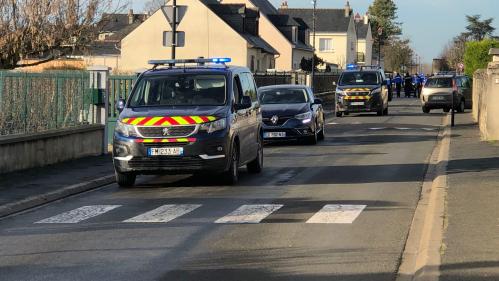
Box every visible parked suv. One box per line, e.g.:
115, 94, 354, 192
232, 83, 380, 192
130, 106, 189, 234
113, 58, 263, 187
335, 66, 390, 117
421, 74, 472, 113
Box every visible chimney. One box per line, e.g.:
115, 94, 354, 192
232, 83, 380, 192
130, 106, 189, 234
280, 1, 288, 9
364, 13, 369, 25
128, 9, 134, 25
344, 1, 351, 17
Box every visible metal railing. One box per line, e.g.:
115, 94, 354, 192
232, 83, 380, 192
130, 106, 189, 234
0, 71, 94, 136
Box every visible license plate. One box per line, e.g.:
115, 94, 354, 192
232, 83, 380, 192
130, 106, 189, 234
432, 96, 445, 100
264, 132, 286, 138
350, 102, 365, 106
148, 147, 184, 156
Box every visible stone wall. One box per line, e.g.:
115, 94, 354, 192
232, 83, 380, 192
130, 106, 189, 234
472, 48, 499, 141
0, 125, 104, 174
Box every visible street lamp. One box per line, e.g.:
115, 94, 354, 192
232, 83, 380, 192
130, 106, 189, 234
310, 0, 317, 91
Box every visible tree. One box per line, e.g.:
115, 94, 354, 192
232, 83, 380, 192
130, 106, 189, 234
368, 0, 402, 58
143, 0, 165, 14
382, 39, 414, 72
300, 55, 325, 72
0, 0, 124, 70
440, 34, 467, 70
463, 39, 499, 76
462, 15, 496, 41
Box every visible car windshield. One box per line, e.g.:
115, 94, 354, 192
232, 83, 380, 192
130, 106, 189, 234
129, 74, 226, 107
339, 72, 379, 86
425, 78, 453, 88
259, 88, 308, 104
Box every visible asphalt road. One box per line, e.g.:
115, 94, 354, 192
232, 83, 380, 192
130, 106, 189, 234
0, 98, 445, 281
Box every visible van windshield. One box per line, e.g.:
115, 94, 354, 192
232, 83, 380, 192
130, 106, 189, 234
129, 74, 226, 107
339, 72, 379, 86
425, 78, 453, 88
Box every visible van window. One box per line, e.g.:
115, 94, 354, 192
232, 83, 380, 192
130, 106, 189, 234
425, 77, 453, 88
240, 73, 258, 101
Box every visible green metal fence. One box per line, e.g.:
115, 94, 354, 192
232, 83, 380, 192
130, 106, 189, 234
107, 75, 136, 143
0, 71, 95, 136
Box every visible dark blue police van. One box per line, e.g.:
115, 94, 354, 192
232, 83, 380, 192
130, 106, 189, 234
113, 58, 263, 187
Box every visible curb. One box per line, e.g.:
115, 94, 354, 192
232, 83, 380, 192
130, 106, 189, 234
396, 114, 451, 281
0, 175, 115, 219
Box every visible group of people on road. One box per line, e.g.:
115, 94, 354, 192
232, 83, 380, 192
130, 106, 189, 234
390, 72, 427, 98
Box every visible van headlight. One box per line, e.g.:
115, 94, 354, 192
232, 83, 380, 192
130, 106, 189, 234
295, 112, 312, 124
335, 90, 346, 100
115, 121, 137, 137
199, 118, 226, 133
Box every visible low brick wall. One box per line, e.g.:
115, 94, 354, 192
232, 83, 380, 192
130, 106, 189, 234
473, 61, 499, 141
0, 125, 104, 174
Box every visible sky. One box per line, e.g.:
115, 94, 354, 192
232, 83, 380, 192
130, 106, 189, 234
131, 0, 499, 64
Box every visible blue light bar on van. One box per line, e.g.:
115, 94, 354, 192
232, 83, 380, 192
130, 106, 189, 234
346, 64, 358, 70
148, 58, 232, 67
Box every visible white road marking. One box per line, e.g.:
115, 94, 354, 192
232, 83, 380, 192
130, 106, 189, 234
422, 128, 437, 131
328, 122, 339, 125
369, 127, 387, 130
395, 127, 411, 130
306, 204, 366, 224
36, 205, 121, 224
215, 204, 283, 224
124, 204, 201, 223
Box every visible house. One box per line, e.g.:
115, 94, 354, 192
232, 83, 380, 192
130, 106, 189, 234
354, 13, 374, 66
279, 1, 363, 69
219, 0, 314, 70
120, 0, 278, 72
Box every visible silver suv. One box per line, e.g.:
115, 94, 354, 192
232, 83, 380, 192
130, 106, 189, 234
420, 74, 472, 113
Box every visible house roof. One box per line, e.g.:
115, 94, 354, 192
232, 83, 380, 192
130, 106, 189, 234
355, 21, 369, 39
99, 13, 147, 41
248, 0, 278, 15
279, 8, 352, 33
264, 14, 313, 51
207, 4, 278, 55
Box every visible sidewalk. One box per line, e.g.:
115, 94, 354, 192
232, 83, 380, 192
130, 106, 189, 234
0, 155, 115, 218
441, 112, 499, 280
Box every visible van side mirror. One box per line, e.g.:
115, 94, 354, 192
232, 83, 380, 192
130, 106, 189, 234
237, 96, 252, 110
116, 99, 126, 113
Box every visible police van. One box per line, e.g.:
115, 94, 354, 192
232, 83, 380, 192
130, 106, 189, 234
113, 58, 263, 187
335, 65, 390, 117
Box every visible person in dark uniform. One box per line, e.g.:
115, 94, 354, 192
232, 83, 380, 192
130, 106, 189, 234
393, 72, 402, 98
404, 73, 413, 97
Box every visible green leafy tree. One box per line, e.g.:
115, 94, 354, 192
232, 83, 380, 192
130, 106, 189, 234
462, 15, 496, 41
463, 39, 499, 76
368, 0, 402, 57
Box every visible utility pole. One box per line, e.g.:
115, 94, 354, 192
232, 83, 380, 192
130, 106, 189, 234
377, 27, 383, 66
310, 0, 317, 91
171, 0, 177, 60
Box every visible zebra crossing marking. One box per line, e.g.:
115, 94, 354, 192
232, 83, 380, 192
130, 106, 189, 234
34, 204, 368, 225
215, 204, 283, 224
36, 205, 121, 224
306, 204, 366, 224
123, 204, 201, 223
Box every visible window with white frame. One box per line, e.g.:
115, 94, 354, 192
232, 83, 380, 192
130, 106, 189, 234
319, 38, 333, 52
292, 26, 298, 43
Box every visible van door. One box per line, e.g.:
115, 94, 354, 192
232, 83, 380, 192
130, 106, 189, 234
232, 74, 251, 163
241, 72, 260, 159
